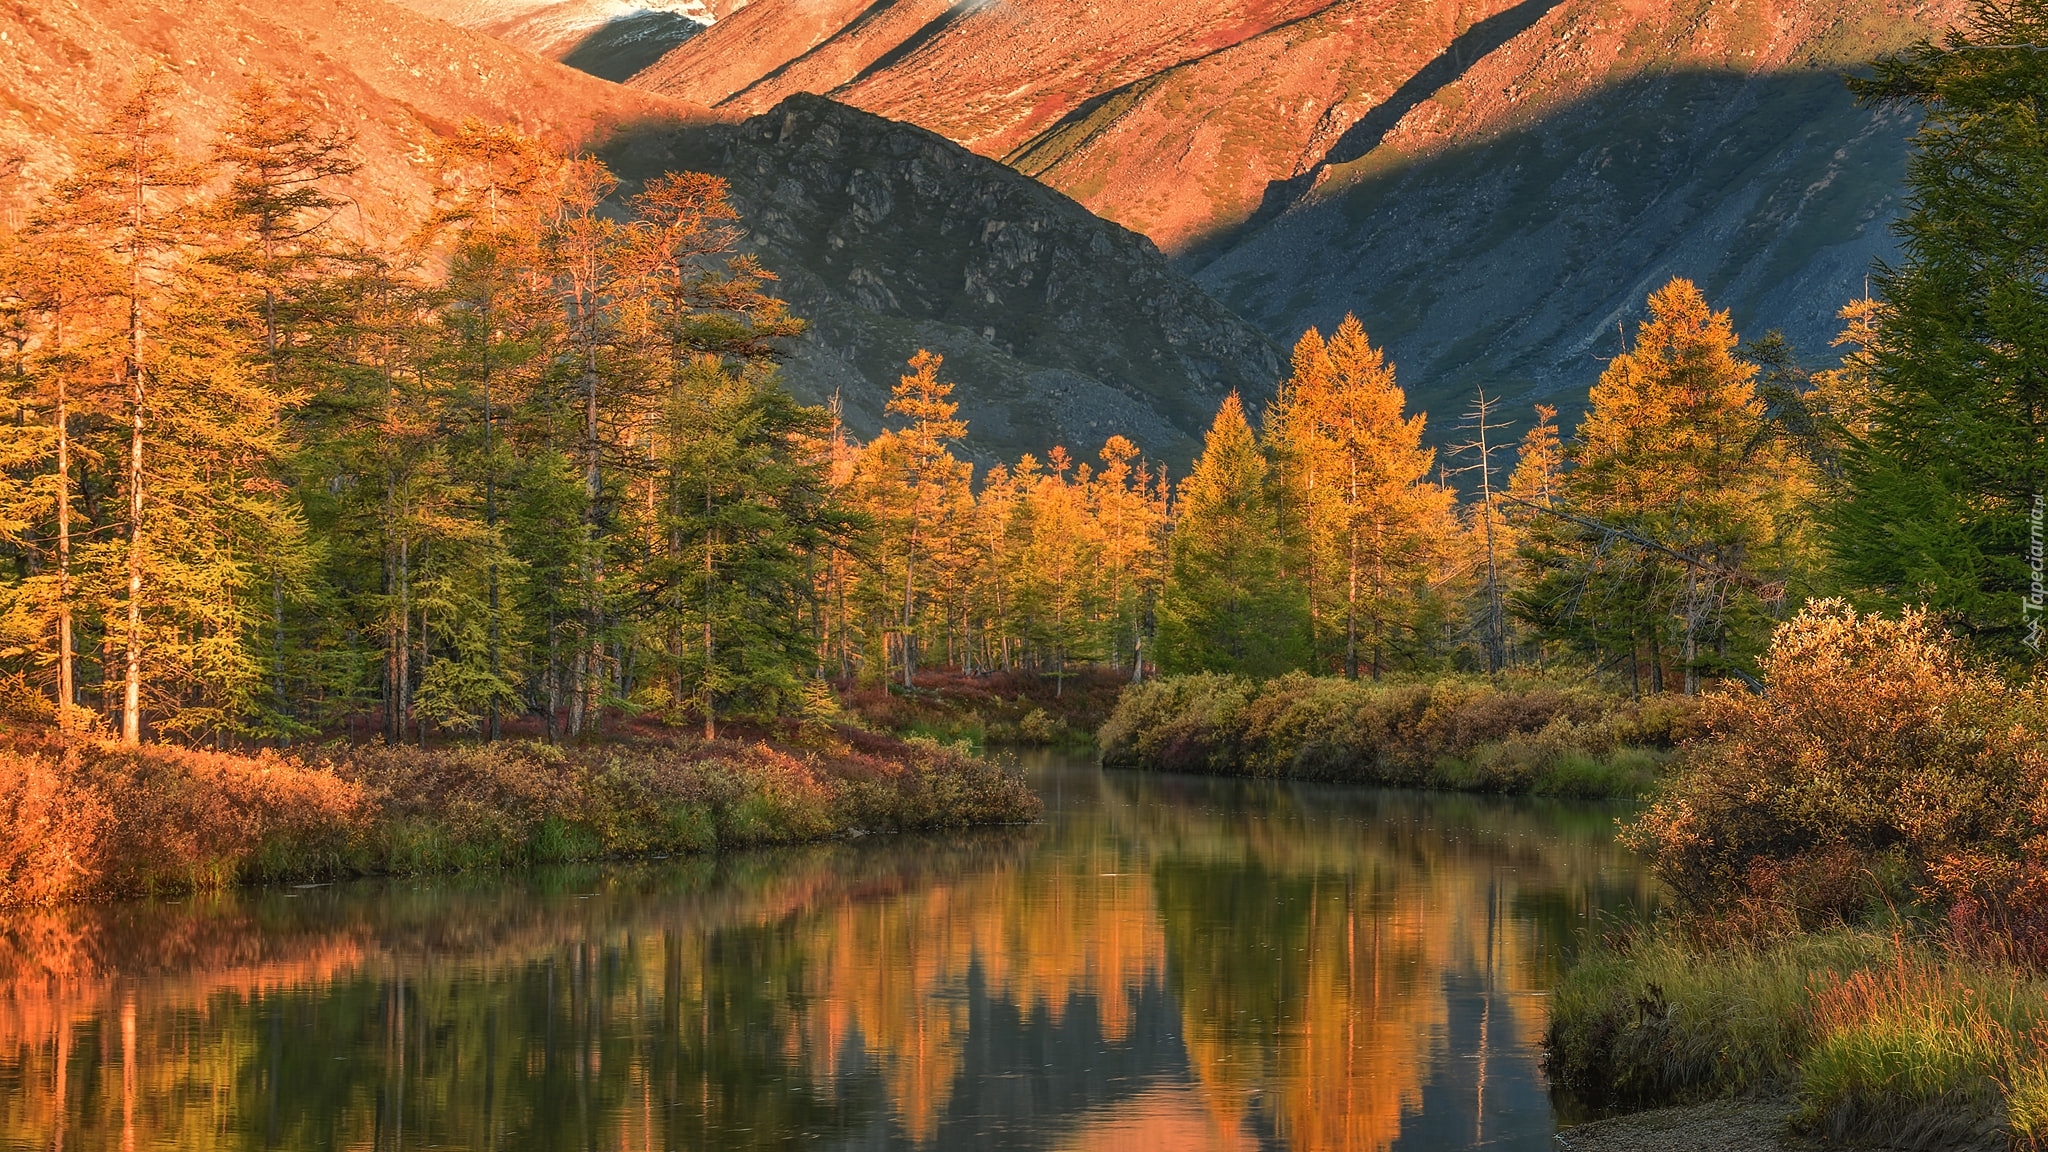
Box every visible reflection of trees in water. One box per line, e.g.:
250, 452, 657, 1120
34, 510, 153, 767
0, 770, 1657, 1151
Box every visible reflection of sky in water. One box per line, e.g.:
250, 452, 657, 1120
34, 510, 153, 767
0, 753, 1657, 1151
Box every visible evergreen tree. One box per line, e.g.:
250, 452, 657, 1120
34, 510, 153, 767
850, 351, 970, 687
1831, 0, 2048, 660
1159, 394, 1306, 675
1268, 317, 1456, 678
38, 68, 203, 743
1523, 279, 1812, 692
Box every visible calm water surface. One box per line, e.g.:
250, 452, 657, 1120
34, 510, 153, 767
0, 753, 1658, 1151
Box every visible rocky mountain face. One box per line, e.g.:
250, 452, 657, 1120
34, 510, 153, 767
608, 95, 1283, 463
0, 0, 684, 233
627, 0, 1972, 435
1190, 0, 1972, 425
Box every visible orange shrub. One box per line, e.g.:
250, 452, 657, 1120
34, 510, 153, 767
0, 726, 1038, 907
1624, 601, 2048, 947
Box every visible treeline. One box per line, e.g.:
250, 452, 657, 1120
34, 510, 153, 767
0, 72, 841, 744
4, 9, 2039, 748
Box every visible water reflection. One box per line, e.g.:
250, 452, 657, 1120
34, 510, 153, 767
0, 754, 1657, 1150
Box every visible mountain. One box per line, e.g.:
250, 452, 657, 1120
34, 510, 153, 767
0, 0, 686, 233
630, 0, 1972, 434
607, 95, 1283, 463
0, 0, 1277, 465
1188, 0, 1972, 424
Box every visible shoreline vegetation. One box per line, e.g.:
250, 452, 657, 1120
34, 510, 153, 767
0, 725, 1039, 908
1099, 672, 1692, 799
1545, 604, 2048, 1148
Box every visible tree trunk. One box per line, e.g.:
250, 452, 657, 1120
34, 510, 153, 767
1345, 534, 1360, 680
122, 323, 144, 746
55, 381, 73, 736
703, 520, 716, 741
901, 544, 917, 688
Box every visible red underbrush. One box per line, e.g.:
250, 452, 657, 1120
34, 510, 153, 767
835, 666, 1127, 746
0, 724, 1039, 907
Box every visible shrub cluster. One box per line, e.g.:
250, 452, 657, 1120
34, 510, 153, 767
1622, 601, 2048, 944
1552, 602, 2048, 1146
1097, 671, 1692, 797
836, 667, 1124, 748
0, 728, 1039, 907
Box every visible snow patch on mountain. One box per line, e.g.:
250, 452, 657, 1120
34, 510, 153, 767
392, 0, 741, 56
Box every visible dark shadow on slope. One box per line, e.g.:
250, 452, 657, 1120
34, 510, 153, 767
1182, 0, 1567, 270
1187, 67, 1912, 442
717, 0, 911, 109
563, 10, 706, 83
831, 0, 986, 93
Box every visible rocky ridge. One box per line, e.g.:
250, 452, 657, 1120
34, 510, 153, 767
609, 94, 1284, 464
627, 0, 1973, 438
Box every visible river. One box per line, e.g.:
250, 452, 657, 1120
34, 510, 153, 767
0, 751, 1658, 1151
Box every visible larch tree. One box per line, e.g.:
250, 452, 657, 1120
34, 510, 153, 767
1089, 435, 1167, 679
41, 68, 202, 743
1542, 278, 1812, 692
852, 350, 970, 687
1270, 316, 1456, 678
1159, 393, 1306, 675
209, 77, 359, 737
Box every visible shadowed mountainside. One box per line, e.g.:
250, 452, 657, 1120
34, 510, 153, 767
1197, 65, 1923, 430
618, 0, 1967, 446
606, 95, 1284, 464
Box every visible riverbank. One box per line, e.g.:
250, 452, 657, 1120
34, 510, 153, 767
1547, 928, 2028, 1150
1544, 603, 2048, 1147
1097, 671, 1692, 799
0, 724, 1040, 906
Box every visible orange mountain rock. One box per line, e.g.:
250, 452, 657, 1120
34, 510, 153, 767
0, 0, 692, 232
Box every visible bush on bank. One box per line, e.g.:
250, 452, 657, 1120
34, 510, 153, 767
1097, 671, 1693, 798
1550, 602, 2048, 1147
0, 727, 1040, 907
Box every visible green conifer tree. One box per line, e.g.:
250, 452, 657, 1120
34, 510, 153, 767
1830, 1, 2048, 661
1159, 394, 1306, 675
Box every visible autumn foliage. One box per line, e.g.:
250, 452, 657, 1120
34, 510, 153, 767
0, 728, 1038, 907
1623, 601, 2048, 950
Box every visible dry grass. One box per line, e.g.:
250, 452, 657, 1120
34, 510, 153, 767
0, 725, 1039, 907
1548, 928, 2046, 1149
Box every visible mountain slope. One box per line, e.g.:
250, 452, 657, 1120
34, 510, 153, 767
1193, 0, 1966, 424
0, 0, 687, 232
607, 95, 1283, 463
631, 0, 1338, 155
626, 0, 1969, 441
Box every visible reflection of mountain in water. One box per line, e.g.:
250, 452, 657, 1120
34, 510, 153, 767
0, 760, 1657, 1151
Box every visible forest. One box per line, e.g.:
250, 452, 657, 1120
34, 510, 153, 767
3, 56, 2021, 752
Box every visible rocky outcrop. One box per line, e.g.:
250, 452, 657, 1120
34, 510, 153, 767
610, 94, 1283, 463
